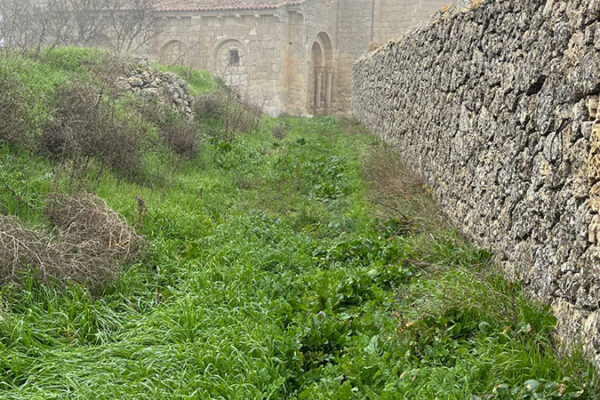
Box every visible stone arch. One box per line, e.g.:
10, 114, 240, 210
215, 39, 248, 93
315, 32, 333, 67
312, 41, 323, 69
310, 32, 335, 114
159, 40, 188, 66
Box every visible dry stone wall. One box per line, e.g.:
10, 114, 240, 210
353, 0, 600, 368
116, 60, 193, 116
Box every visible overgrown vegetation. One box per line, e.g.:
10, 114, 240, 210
193, 92, 225, 118
158, 64, 219, 95
0, 74, 28, 144
158, 117, 201, 159
0, 48, 597, 399
41, 81, 144, 179
0, 193, 142, 292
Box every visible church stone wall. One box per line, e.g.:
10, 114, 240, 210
336, 0, 450, 113
353, 0, 600, 368
294, 0, 340, 114
149, 0, 451, 116
150, 11, 287, 115
281, 10, 307, 116
336, 0, 375, 113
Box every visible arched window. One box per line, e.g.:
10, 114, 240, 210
229, 49, 240, 66
215, 39, 248, 92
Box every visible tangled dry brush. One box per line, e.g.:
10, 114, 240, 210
0, 193, 143, 292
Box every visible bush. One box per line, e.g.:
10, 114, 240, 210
137, 97, 201, 159
40, 82, 143, 179
139, 99, 178, 128
0, 193, 143, 292
0, 73, 28, 144
222, 94, 262, 135
271, 124, 289, 141
159, 118, 201, 158
44, 193, 143, 262
193, 92, 224, 119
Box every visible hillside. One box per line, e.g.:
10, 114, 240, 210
0, 48, 597, 399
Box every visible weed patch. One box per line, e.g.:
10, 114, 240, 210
222, 94, 263, 135
193, 92, 225, 119
0, 50, 596, 399
363, 141, 446, 236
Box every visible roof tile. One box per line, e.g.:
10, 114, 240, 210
155, 0, 304, 12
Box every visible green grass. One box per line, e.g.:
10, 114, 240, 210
0, 49, 597, 399
155, 64, 219, 95
0, 47, 112, 135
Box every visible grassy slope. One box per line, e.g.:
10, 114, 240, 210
0, 48, 598, 399
156, 64, 219, 95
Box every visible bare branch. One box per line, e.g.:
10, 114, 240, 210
102, 0, 165, 54
0, 0, 164, 54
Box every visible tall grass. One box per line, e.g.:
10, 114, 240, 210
0, 49, 597, 399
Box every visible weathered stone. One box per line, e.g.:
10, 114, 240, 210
127, 76, 144, 88
353, 0, 600, 370
141, 88, 160, 98
132, 0, 455, 116
141, 71, 153, 84
588, 122, 600, 183
117, 60, 193, 117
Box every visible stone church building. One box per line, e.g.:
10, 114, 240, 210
150, 0, 449, 115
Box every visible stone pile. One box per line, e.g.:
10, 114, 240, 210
116, 59, 193, 116
353, 0, 600, 369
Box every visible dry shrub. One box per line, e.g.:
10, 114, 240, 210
44, 193, 142, 261
40, 82, 103, 158
193, 92, 224, 119
159, 118, 200, 158
0, 74, 28, 144
138, 98, 201, 159
0, 193, 142, 292
271, 124, 289, 141
92, 54, 130, 89
139, 99, 177, 128
222, 95, 262, 135
363, 142, 446, 234
0, 216, 65, 284
41, 82, 142, 179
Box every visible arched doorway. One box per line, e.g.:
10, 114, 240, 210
310, 32, 334, 114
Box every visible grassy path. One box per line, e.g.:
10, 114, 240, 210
0, 48, 597, 399
0, 116, 596, 399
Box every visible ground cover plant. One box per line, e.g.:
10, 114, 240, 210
0, 48, 597, 399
